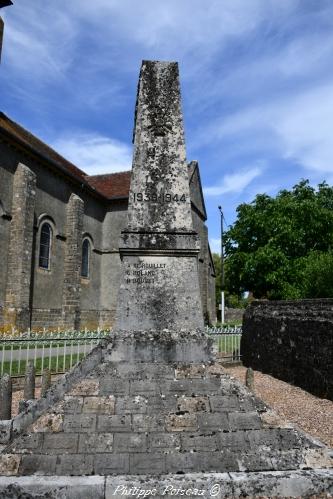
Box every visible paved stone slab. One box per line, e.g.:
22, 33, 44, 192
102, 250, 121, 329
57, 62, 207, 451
228, 411, 262, 430
19, 455, 57, 475
129, 453, 166, 474
63, 414, 96, 432
148, 432, 180, 451
219, 431, 249, 450
113, 433, 147, 453
0, 476, 105, 499
31, 412, 64, 433
132, 414, 166, 432
94, 454, 129, 475
0, 454, 21, 476
130, 380, 161, 396
209, 395, 240, 412
197, 412, 229, 432
165, 413, 198, 432
43, 433, 78, 454
167, 378, 221, 395
176, 396, 209, 413
97, 415, 131, 432
68, 379, 99, 396
63, 396, 83, 414
82, 396, 115, 414
165, 451, 239, 473
115, 396, 148, 415
175, 364, 206, 379
78, 433, 113, 453
10, 433, 43, 453
146, 394, 177, 414
56, 454, 94, 475
180, 433, 219, 451
99, 378, 130, 396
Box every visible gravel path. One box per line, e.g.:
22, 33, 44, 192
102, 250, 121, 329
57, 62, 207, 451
225, 365, 333, 448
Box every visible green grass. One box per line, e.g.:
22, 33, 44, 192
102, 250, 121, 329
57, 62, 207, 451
215, 335, 241, 355
1, 353, 85, 377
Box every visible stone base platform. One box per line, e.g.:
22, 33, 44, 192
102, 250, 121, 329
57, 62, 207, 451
0, 331, 332, 496
0, 470, 332, 498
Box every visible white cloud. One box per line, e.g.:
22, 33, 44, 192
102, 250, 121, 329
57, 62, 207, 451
69, 0, 285, 48
4, 4, 76, 81
3, 0, 300, 84
276, 84, 333, 174
203, 166, 263, 196
52, 133, 132, 175
200, 79, 333, 178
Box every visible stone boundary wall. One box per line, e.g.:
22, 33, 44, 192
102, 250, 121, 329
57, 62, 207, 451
225, 307, 244, 323
241, 299, 333, 400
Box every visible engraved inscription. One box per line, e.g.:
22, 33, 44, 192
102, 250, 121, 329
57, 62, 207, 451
125, 262, 166, 285
133, 192, 186, 203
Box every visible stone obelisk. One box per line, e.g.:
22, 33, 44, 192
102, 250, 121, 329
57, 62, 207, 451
115, 60, 204, 331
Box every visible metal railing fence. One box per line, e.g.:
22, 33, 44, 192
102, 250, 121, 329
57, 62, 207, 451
0, 326, 242, 377
0, 328, 111, 377
206, 325, 242, 362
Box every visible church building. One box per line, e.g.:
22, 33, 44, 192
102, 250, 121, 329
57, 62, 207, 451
0, 112, 216, 332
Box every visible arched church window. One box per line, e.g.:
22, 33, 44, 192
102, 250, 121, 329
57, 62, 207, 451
39, 222, 52, 269
81, 238, 90, 278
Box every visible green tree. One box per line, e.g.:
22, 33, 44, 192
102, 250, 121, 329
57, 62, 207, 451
212, 252, 248, 314
225, 180, 333, 299
300, 251, 333, 298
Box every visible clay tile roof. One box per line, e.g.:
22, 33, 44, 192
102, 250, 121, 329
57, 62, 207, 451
0, 112, 87, 182
86, 172, 131, 198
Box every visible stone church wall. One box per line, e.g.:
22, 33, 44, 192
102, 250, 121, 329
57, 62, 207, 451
0, 133, 216, 332
99, 205, 128, 322
241, 299, 333, 400
191, 208, 216, 324
0, 147, 13, 315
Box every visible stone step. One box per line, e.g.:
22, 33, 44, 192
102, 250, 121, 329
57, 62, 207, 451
0, 348, 331, 478
9, 428, 312, 456
2, 447, 314, 476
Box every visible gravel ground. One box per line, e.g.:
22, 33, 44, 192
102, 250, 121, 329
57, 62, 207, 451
225, 365, 333, 448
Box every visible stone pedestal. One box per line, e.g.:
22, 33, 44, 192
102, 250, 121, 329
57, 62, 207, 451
116, 233, 203, 331
115, 61, 204, 332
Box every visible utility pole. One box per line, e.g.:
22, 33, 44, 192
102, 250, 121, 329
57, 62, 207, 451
218, 206, 225, 324
0, 1, 13, 63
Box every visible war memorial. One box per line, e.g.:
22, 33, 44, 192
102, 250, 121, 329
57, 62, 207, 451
0, 61, 332, 498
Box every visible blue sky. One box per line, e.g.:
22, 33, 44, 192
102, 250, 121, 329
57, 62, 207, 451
2, 0, 333, 253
